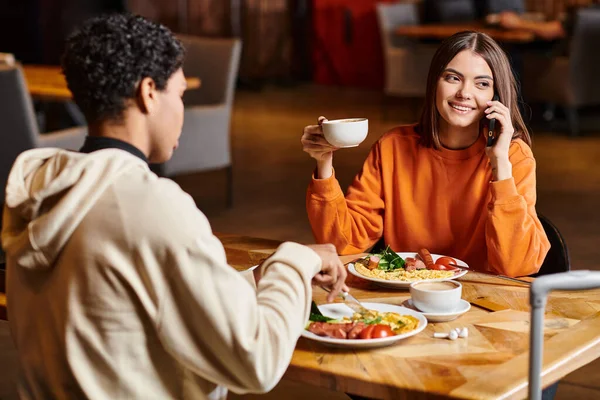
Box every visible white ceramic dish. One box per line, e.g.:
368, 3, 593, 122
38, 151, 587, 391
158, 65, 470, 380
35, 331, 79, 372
348, 252, 469, 289
403, 299, 471, 322
409, 280, 462, 313
321, 118, 368, 148
301, 302, 427, 349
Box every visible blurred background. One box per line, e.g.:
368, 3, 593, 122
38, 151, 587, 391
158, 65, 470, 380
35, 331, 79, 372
1, 0, 599, 399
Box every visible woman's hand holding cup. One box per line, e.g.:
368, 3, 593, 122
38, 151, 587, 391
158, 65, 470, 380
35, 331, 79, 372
301, 116, 338, 179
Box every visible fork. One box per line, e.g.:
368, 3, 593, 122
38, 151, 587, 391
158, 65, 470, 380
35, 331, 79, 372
320, 286, 369, 315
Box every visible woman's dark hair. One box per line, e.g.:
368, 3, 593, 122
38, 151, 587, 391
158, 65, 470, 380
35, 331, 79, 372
418, 31, 531, 148
61, 13, 185, 124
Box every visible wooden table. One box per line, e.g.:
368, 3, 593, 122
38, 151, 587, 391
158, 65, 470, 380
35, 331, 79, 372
218, 234, 600, 400
2, 234, 599, 398
395, 24, 535, 43
22, 65, 201, 101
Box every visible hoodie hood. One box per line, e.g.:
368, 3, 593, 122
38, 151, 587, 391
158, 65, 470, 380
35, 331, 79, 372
1, 148, 149, 270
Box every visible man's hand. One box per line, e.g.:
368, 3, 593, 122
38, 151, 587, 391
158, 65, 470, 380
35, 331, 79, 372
306, 244, 349, 302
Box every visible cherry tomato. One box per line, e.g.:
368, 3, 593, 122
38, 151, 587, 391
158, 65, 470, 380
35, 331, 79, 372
370, 325, 395, 338
429, 263, 449, 270
436, 256, 457, 268
431, 262, 461, 272
359, 325, 375, 340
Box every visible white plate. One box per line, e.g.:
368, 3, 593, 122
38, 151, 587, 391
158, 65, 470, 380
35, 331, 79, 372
403, 299, 471, 322
348, 252, 469, 289
301, 302, 427, 348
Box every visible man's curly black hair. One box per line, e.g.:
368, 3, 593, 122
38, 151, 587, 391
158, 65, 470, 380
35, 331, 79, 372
62, 13, 185, 124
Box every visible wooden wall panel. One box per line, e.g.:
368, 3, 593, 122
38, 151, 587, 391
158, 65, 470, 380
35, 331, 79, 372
239, 0, 291, 79
187, 0, 231, 37
128, 0, 180, 31
128, 0, 293, 80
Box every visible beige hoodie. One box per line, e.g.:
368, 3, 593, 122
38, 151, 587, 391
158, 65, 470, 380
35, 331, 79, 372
1, 148, 321, 400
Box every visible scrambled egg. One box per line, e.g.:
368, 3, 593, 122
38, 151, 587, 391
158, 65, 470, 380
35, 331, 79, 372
349, 310, 419, 334
355, 262, 454, 282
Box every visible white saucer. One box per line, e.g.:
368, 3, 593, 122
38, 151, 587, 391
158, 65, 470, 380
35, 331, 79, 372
403, 299, 471, 322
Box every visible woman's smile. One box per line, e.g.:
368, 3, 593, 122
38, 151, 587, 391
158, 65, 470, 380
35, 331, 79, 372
448, 101, 476, 114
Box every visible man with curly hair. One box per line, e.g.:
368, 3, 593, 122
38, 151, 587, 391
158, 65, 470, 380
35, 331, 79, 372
1, 13, 348, 399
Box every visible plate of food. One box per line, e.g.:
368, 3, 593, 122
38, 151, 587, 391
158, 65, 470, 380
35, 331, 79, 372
302, 302, 427, 348
348, 247, 469, 289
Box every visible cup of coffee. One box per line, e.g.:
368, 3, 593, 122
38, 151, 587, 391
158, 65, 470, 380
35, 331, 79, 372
409, 281, 462, 313
321, 118, 368, 148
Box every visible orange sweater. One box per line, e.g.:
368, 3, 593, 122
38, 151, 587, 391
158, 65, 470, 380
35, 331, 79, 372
306, 125, 550, 277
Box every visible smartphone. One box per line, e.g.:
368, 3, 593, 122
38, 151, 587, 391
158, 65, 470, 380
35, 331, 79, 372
486, 94, 499, 147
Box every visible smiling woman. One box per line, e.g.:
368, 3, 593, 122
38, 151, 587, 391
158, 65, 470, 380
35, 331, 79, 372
419, 31, 530, 167
303, 31, 550, 278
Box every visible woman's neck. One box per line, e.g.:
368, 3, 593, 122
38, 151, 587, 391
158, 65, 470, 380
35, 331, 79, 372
438, 122, 480, 150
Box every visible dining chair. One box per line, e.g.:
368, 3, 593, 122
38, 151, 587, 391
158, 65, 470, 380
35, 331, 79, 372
529, 271, 600, 400
160, 35, 241, 207
375, 2, 437, 101
532, 214, 570, 277
522, 7, 600, 136
0, 64, 87, 207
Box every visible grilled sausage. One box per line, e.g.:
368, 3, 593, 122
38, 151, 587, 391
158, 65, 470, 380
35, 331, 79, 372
368, 256, 380, 270
417, 248, 435, 268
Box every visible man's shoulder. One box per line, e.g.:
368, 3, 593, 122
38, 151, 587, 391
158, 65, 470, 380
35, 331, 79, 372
113, 169, 187, 202
109, 171, 209, 238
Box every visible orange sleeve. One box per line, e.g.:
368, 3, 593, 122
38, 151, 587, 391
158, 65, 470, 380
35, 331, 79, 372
485, 143, 550, 277
306, 142, 385, 255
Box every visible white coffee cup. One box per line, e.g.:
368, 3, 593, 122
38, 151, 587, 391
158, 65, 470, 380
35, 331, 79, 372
321, 118, 368, 148
409, 280, 462, 313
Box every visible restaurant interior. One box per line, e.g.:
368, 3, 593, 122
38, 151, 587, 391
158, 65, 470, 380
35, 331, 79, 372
1, 0, 600, 399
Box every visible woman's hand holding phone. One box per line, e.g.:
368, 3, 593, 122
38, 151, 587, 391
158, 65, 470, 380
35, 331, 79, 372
301, 116, 338, 179
484, 96, 514, 181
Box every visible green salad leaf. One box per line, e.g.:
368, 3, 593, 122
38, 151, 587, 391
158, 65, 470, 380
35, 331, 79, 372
371, 246, 405, 271
309, 301, 335, 322
309, 313, 335, 322
363, 316, 383, 325
311, 301, 324, 316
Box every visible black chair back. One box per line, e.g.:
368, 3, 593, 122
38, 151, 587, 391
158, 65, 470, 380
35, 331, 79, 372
532, 214, 571, 277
